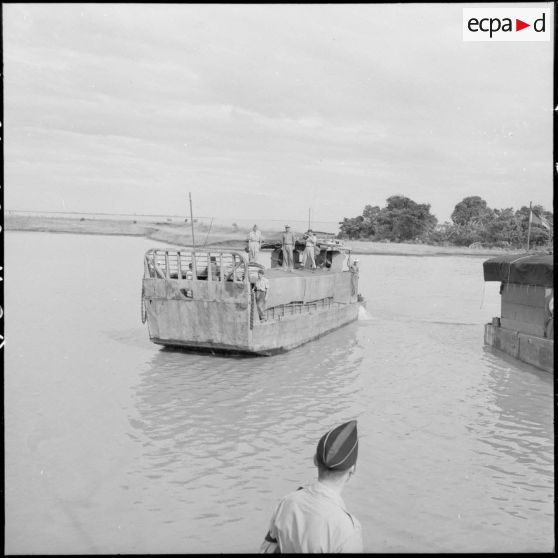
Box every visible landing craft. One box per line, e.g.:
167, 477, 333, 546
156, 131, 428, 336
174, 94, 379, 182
483, 253, 553, 373
141, 235, 364, 356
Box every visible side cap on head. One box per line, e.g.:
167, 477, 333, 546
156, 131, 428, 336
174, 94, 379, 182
316, 420, 358, 471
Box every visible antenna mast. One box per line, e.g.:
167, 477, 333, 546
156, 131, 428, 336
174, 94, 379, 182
189, 192, 196, 250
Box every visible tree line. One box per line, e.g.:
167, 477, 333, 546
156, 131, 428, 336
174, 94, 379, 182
337, 195, 553, 248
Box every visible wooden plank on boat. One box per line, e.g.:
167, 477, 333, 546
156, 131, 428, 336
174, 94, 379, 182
500, 317, 545, 338
518, 333, 554, 373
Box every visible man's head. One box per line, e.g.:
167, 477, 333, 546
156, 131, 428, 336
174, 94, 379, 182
314, 420, 358, 480
258, 269, 265, 277
308, 229, 313, 233
285, 225, 291, 230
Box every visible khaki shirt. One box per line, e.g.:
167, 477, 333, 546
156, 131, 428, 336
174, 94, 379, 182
281, 231, 296, 246
248, 230, 262, 243
255, 276, 270, 293
264, 481, 363, 553
305, 234, 317, 247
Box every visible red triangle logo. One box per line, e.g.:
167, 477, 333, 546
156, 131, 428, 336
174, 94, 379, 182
516, 19, 530, 31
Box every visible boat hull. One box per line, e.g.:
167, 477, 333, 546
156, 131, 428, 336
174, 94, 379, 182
142, 246, 362, 356
484, 323, 553, 373
149, 301, 360, 356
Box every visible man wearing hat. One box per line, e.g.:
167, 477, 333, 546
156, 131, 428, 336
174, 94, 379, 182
254, 269, 270, 322
281, 225, 296, 272
247, 224, 263, 263
261, 420, 362, 553
301, 229, 317, 271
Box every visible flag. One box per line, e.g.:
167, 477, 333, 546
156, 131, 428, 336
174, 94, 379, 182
529, 209, 551, 230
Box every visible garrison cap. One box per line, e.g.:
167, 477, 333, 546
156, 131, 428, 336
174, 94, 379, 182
316, 420, 358, 471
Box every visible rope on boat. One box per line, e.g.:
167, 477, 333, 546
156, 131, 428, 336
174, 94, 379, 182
202, 217, 214, 248
250, 289, 255, 330
141, 283, 147, 324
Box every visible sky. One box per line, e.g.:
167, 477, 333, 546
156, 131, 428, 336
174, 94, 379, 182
3, 3, 554, 227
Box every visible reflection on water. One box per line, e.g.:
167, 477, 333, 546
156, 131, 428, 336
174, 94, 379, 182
130, 323, 363, 481
5, 233, 554, 554
125, 324, 365, 550
466, 348, 554, 520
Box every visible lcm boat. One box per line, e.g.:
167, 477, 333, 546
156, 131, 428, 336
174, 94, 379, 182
483, 253, 553, 373
141, 238, 363, 355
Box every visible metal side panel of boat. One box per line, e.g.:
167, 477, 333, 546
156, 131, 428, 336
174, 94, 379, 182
145, 297, 252, 351
249, 301, 360, 355
484, 323, 553, 374
148, 300, 360, 356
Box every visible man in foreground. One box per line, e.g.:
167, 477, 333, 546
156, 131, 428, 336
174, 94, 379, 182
261, 420, 362, 553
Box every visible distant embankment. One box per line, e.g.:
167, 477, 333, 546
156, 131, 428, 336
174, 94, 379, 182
5, 214, 525, 257
4, 214, 249, 249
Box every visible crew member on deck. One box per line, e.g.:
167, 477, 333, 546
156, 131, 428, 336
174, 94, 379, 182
247, 224, 263, 263
261, 420, 362, 553
281, 225, 296, 272
302, 229, 317, 271
254, 269, 270, 322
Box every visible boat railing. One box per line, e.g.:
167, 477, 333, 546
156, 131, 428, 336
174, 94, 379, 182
144, 248, 250, 284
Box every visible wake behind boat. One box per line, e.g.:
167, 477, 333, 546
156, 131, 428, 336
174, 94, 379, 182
141, 235, 364, 355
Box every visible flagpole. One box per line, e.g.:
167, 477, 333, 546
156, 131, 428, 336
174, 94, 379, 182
527, 201, 532, 251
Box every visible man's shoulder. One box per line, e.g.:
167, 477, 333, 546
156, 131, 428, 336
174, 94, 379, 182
343, 510, 361, 529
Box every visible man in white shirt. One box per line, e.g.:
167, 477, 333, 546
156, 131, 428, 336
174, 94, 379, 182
248, 224, 263, 263
261, 420, 362, 553
281, 225, 296, 272
254, 269, 270, 321
301, 229, 317, 271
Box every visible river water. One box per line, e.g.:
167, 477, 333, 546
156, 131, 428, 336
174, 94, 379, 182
4, 232, 554, 553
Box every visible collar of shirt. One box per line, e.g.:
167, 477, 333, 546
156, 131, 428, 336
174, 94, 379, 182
306, 481, 347, 511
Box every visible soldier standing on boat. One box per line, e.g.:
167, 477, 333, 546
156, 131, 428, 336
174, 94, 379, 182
254, 269, 270, 322
302, 229, 317, 271
261, 420, 362, 553
281, 225, 296, 272
248, 224, 263, 263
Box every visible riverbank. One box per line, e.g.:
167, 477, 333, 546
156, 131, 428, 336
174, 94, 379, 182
5, 214, 529, 257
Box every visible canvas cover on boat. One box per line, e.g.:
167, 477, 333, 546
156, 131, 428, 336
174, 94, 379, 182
483, 254, 553, 287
